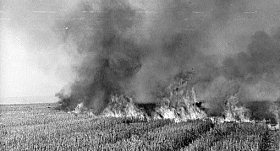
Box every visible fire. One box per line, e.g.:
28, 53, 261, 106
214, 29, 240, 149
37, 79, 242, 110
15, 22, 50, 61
100, 83, 207, 122
66, 88, 280, 129
62, 71, 279, 128
224, 96, 251, 122
55, 0, 280, 129
102, 95, 147, 119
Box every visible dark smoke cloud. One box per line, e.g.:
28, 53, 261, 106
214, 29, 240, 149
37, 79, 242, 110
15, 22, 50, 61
245, 101, 277, 124
222, 30, 280, 101
56, 0, 280, 120
129, 0, 245, 103
57, 0, 239, 109
57, 0, 149, 113
200, 29, 280, 118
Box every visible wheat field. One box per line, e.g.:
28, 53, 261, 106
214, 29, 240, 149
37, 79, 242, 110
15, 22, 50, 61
1, 103, 279, 151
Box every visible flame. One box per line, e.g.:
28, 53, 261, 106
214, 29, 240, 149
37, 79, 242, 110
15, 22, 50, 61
67, 81, 278, 128
98, 85, 207, 122
224, 96, 251, 122
68, 93, 280, 129
102, 95, 147, 119
67, 77, 208, 122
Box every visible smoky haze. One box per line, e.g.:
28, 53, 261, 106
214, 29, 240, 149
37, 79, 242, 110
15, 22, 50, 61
54, 0, 280, 114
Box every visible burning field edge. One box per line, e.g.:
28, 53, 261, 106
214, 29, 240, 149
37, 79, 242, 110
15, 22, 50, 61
57, 72, 280, 129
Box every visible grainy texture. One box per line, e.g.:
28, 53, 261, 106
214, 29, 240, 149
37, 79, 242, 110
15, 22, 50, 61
1, 103, 279, 151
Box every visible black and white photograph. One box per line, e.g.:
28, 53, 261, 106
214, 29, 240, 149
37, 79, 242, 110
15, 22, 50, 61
1, 0, 280, 150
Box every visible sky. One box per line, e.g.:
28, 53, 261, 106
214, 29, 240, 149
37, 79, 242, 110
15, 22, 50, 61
1, 28, 63, 97
1, 0, 280, 104
0, 0, 79, 103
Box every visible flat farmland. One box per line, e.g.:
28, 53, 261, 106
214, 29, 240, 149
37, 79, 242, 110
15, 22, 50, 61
1, 103, 279, 151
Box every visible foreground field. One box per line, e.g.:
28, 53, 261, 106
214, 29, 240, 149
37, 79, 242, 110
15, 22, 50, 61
1, 104, 279, 151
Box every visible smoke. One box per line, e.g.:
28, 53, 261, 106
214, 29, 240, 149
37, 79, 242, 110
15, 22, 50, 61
125, 0, 246, 103
244, 101, 277, 124
222, 30, 280, 101
55, 0, 148, 113
55, 0, 280, 120
3, 0, 280, 121
56, 0, 225, 110
198, 28, 280, 118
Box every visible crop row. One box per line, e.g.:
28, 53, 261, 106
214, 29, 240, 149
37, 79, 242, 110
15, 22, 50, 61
98, 120, 214, 151
181, 122, 279, 151
1, 117, 170, 151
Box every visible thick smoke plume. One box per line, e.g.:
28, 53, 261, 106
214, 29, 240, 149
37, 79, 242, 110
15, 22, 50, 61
223, 30, 280, 99
198, 30, 280, 119
56, 0, 216, 112
56, 0, 280, 122
56, 0, 147, 113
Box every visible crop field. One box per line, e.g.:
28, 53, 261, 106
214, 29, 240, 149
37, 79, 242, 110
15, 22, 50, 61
1, 103, 279, 151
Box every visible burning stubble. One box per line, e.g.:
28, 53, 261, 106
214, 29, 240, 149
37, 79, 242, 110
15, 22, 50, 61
55, 0, 280, 122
